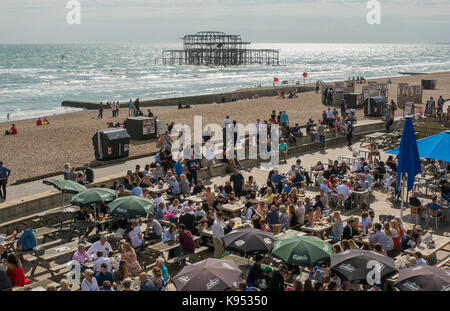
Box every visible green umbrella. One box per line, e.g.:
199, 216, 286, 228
271, 235, 333, 267
43, 179, 87, 207
71, 188, 116, 207
107, 196, 156, 218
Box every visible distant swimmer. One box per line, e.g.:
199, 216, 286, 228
7, 113, 10, 120
61, 55, 64, 60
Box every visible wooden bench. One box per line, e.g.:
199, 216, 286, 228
435, 254, 450, 268
166, 246, 209, 266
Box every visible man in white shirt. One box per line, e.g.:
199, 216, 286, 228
337, 181, 352, 201
287, 165, 297, 181
153, 194, 167, 210
212, 212, 225, 258
87, 236, 113, 259
222, 116, 232, 129
93, 250, 112, 273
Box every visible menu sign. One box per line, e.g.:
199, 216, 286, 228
424, 100, 435, 116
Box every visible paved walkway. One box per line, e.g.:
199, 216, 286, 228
3, 118, 387, 202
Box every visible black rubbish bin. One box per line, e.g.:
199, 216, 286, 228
344, 93, 363, 109
126, 117, 157, 140
363, 96, 386, 117
92, 128, 130, 161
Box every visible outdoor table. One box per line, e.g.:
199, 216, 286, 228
147, 236, 200, 258
219, 203, 244, 219
415, 174, 435, 195
404, 234, 450, 265
199, 218, 252, 246
352, 234, 372, 249
360, 132, 385, 147
275, 229, 306, 240
300, 215, 352, 238
30, 240, 92, 278
340, 156, 359, 167
4, 226, 60, 252
148, 185, 169, 195
351, 189, 370, 209
358, 148, 370, 159
221, 254, 277, 278
12, 279, 60, 291
181, 195, 204, 204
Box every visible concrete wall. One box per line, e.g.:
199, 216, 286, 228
61, 85, 315, 110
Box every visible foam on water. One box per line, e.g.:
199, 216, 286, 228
0, 43, 449, 122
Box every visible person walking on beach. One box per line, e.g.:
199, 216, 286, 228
0, 162, 11, 202
128, 99, 133, 116
134, 99, 140, 116
97, 102, 104, 119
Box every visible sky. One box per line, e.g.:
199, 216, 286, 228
0, 0, 449, 44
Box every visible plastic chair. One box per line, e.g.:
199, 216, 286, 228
426, 209, 440, 230
408, 205, 420, 225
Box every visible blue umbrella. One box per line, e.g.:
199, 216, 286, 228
387, 130, 450, 163
392, 118, 421, 217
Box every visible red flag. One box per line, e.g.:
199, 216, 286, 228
274, 77, 279, 82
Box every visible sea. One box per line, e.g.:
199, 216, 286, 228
1, 43, 450, 122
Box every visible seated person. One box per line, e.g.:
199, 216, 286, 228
95, 263, 114, 289
291, 123, 303, 137
36, 118, 42, 126
79, 163, 94, 184
426, 195, 443, 219
6, 254, 30, 287
15, 223, 37, 252
409, 191, 426, 218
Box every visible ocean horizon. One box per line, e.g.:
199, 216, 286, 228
1, 42, 450, 122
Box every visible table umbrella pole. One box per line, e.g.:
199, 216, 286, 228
62, 192, 65, 208
400, 173, 405, 219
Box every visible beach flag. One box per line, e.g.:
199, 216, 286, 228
274, 77, 279, 82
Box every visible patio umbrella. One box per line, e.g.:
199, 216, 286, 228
70, 188, 116, 207
389, 117, 421, 218
387, 130, 450, 163
106, 196, 156, 218
222, 228, 276, 257
394, 265, 450, 291
271, 235, 332, 267
172, 258, 242, 291
43, 178, 87, 207
330, 249, 397, 284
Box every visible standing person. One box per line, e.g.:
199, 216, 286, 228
229, 170, 245, 197
97, 102, 104, 119
0, 162, 11, 202
437, 96, 444, 121
115, 101, 120, 117
212, 212, 225, 258
339, 100, 346, 117
186, 154, 199, 187
205, 142, 215, 178
134, 98, 140, 116
111, 101, 116, 117
280, 111, 289, 129
318, 121, 326, 152
128, 99, 133, 116
346, 121, 353, 147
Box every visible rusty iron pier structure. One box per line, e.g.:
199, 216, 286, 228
158, 31, 279, 66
